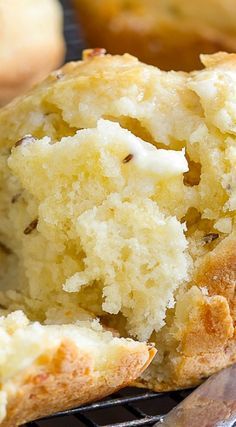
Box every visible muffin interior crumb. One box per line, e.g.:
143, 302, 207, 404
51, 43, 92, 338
0, 51, 235, 390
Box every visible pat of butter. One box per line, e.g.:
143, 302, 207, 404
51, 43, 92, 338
98, 119, 188, 177
125, 144, 188, 177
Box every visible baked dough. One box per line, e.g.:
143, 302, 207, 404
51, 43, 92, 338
73, 0, 236, 71
0, 50, 235, 401
0, 311, 154, 426
0, 0, 65, 106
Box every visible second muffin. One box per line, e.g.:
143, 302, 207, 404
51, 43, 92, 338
73, 0, 236, 71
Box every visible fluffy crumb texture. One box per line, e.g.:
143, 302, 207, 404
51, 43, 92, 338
73, 0, 236, 71
7, 120, 189, 340
0, 51, 235, 396
0, 310, 154, 426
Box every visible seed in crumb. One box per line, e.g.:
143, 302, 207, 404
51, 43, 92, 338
55, 71, 64, 80
0, 242, 12, 255
24, 218, 38, 235
15, 135, 35, 148
203, 233, 219, 244
11, 193, 22, 204
87, 48, 106, 58
122, 153, 134, 164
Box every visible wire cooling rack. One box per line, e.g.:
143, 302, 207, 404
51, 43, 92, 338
61, 0, 86, 62
24, 2, 191, 426
26, 387, 191, 427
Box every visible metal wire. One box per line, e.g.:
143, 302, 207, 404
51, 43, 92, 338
60, 0, 86, 62
24, 2, 190, 426
26, 388, 191, 426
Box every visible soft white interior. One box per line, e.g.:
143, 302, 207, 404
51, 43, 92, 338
0, 52, 235, 392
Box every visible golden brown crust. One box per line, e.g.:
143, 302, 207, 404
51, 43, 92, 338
165, 300, 236, 391
194, 236, 236, 320
200, 51, 236, 69
1, 340, 155, 426
138, 236, 236, 391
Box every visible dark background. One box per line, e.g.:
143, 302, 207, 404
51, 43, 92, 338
61, 0, 86, 62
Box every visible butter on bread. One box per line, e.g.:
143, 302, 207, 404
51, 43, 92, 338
0, 50, 235, 407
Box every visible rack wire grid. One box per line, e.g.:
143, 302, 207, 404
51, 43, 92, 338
26, 387, 192, 427
24, 1, 192, 426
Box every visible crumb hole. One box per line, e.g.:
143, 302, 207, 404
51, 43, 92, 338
184, 155, 201, 187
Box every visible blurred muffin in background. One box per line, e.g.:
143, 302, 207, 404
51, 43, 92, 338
73, 0, 236, 71
0, 0, 65, 106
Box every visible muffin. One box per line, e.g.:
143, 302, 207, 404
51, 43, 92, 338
73, 0, 236, 71
0, 0, 65, 106
0, 311, 153, 426
0, 50, 235, 400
